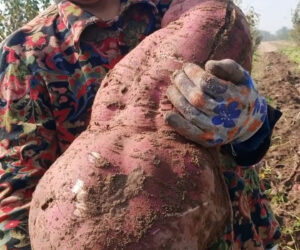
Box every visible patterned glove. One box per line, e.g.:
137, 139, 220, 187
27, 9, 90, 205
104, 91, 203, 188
165, 59, 267, 147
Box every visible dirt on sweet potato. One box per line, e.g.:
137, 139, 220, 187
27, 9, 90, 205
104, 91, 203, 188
29, 1, 252, 249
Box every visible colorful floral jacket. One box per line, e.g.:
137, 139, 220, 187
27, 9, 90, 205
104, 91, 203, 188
0, 0, 171, 230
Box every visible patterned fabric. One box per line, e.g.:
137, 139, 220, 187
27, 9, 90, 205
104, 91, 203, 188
0, 1, 171, 248
0, 0, 280, 249
210, 165, 281, 250
0, 209, 30, 249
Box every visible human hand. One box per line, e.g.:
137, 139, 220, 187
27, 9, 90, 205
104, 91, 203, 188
165, 59, 267, 147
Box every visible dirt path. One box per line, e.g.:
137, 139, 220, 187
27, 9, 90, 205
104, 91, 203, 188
258, 41, 295, 53
253, 42, 300, 249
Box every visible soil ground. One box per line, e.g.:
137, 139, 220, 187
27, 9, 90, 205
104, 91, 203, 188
252, 41, 300, 250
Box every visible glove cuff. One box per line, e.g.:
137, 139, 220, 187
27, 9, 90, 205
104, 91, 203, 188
222, 105, 282, 166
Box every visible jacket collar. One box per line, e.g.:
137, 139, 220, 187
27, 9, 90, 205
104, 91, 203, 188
57, 0, 158, 48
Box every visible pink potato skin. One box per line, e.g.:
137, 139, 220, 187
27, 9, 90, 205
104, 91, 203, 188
29, 1, 252, 249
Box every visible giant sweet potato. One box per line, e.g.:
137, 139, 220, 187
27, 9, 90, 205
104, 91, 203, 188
29, 0, 252, 249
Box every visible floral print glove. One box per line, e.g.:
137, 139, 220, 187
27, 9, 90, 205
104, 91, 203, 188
165, 59, 267, 147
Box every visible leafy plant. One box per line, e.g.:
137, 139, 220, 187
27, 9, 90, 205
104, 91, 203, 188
0, 0, 52, 42
232, 0, 261, 53
271, 192, 288, 204
265, 96, 277, 107
291, 1, 300, 44
280, 45, 300, 71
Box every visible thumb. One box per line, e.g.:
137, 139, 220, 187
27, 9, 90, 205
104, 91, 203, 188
205, 59, 246, 84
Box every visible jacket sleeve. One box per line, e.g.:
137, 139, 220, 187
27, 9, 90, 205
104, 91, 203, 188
0, 44, 58, 215
157, 0, 173, 15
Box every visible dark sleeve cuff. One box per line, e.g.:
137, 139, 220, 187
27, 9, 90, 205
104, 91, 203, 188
221, 105, 282, 166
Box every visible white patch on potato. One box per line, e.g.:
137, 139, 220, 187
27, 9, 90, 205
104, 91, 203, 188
72, 179, 88, 217
88, 152, 101, 163
72, 179, 84, 194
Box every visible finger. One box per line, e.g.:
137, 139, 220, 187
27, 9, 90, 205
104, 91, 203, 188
183, 63, 230, 98
180, 63, 206, 88
164, 111, 215, 147
171, 70, 217, 111
183, 63, 247, 104
166, 85, 213, 129
205, 59, 246, 84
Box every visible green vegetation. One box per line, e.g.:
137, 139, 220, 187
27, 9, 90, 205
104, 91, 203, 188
265, 96, 277, 107
280, 46, 300, 64
0, 0, 52, 42
252, 51, 261, 63
280, 45, 300, 70
246, 7, 261, 52
233, 0, 261, 52
260, 27, 291, 42
259, 1, 299, 43
290, 1, 300, 44
281, 217, 300, 250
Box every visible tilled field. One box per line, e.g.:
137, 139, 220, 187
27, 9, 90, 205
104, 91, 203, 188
253, 42, 300, 249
